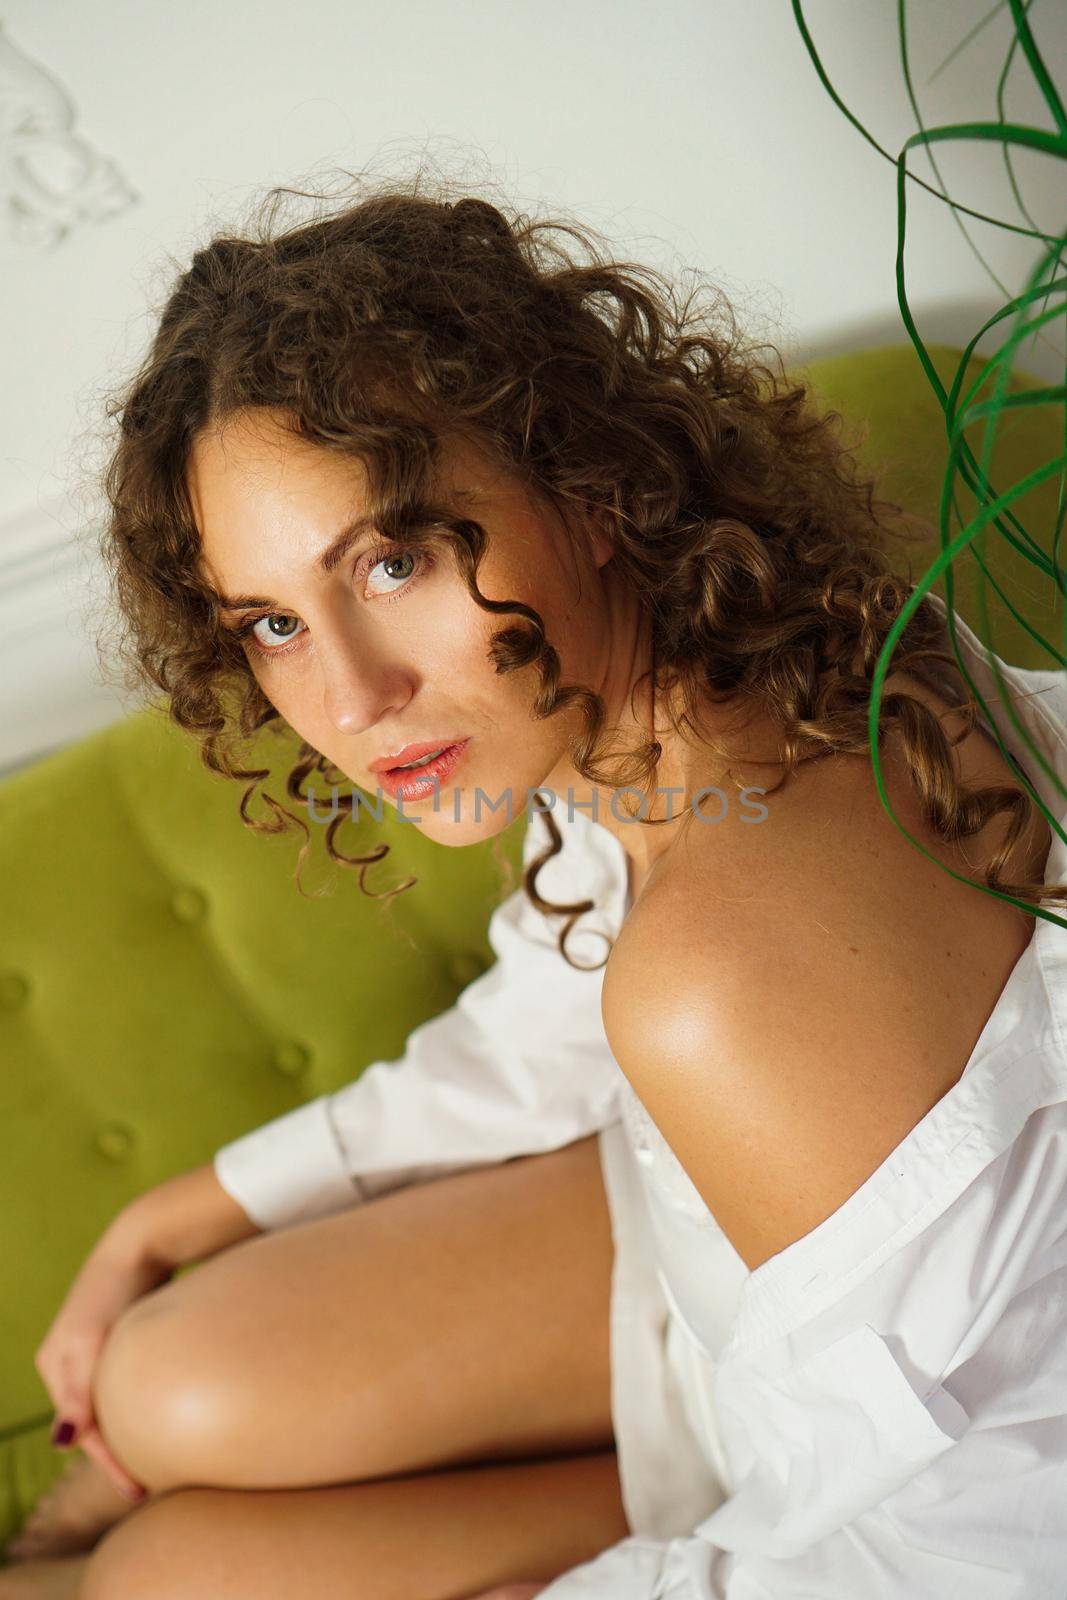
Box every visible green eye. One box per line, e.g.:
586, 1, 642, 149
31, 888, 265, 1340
233, 543, 430, 662
366, 547, 427, 599
236, 612, 307, 654
371, 550, 418, 590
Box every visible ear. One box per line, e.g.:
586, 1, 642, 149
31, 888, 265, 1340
587, 504, 615, 571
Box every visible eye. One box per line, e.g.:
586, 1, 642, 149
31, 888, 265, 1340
366, 547, 420, 598
231, 543, 429, 660
240, 613, 307, 654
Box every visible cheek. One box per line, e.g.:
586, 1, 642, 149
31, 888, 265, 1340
473, 545, 573, 654
242, 654, 324, 748
415, 574, 514, 685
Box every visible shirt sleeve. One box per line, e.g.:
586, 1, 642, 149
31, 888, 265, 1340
212, 805, 628, 1230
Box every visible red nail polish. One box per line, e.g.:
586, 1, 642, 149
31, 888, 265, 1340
50, 1419, 76, 1448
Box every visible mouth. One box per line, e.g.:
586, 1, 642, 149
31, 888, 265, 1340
374, 739, 471, 800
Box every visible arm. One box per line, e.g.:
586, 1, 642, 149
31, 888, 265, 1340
108, 1159, 266, 1265
213, 805, 629, 1230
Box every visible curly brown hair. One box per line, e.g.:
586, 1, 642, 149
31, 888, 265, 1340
92, 172, 1067, 970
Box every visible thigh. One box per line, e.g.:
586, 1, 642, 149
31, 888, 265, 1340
81, 1449, 631, 1600
93, 1134, 618, 1493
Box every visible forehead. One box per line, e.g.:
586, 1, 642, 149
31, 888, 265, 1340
187, 414, 575, 616
186, 408, 530, 535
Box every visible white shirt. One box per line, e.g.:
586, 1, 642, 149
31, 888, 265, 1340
214, 595, 1067, 1598
212, 788, 630, 1229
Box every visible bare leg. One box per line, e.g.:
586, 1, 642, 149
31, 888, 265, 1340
7, 1134, 618, 1561
0, 1553, 89, 1599
89, 1134, 617, 1497
3, 1458, 129, 1564
75, 1449, 630, 1600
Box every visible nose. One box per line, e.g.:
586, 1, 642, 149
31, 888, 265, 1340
318, 627, 413, 737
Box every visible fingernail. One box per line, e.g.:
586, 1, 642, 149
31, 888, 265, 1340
50, 1419, 76, 1448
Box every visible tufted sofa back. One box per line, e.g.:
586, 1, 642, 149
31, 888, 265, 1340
0, 705, 524, 1537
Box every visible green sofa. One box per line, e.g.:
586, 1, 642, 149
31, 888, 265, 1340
1, 342, 1061, 1556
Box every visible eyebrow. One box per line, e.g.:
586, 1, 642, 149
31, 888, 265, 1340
209, 514, 379, 613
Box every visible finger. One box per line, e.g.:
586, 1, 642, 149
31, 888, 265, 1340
45, 1347, 107, 1449
73, 1425, 147, 1503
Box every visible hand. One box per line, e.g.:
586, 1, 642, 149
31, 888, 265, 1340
33, 1217, 176, 1501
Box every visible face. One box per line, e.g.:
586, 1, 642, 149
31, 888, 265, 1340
188, 407, 620, 847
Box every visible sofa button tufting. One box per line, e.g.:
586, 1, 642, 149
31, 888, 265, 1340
170, 886, 207, 924
447, 952, 485, 988
0, 971, 30, 1007
273, 1041, 310, 1077
95, 1122, 134, 1161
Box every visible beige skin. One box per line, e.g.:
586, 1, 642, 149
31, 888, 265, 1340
188, 406, 747, 882
2, 1140, 625, 1600
3, 409, 1052, 1599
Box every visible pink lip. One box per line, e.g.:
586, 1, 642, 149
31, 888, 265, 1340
374, 739, 470, 801
369, 738, 469, 774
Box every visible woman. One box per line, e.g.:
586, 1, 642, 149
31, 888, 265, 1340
5, 184, 1065, 1600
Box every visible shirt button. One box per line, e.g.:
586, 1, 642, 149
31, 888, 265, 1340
635, 1146, 655, 1167
273, 1040, 310, 1078
95, 1122, 134, 1161
170, 886, 207, 924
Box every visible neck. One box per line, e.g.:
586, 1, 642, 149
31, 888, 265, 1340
539, 567, 776, 888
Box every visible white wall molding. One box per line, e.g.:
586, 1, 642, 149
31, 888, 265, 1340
0, 496, 138, 777
0, 20, 138, 258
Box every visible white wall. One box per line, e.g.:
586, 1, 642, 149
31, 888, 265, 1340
1, 0, 1064, 776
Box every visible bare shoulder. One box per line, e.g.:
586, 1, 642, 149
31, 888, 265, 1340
601, 731, 1044, 1273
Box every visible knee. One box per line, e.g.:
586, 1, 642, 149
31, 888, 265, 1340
92, 1291, 239, 1495
79, 1489, 214, 1600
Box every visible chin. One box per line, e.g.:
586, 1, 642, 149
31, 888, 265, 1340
385, 757, 564, 847
391, 787, 522, 848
